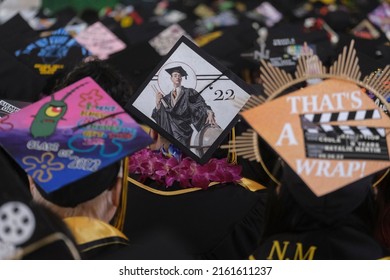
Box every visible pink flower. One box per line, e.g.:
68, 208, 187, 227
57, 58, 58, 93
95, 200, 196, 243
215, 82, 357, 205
79, 89, 103, 109
129, 148, 242, 189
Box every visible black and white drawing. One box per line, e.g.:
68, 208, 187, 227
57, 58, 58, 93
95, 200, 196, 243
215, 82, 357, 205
126, 36, 251, 163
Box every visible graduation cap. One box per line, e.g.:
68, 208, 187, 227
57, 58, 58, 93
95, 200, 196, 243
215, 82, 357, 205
10, 28, 91, 95
237, 42, 390, 260
227, 41, 390, 197
0, 147, 80, 259
0, 76, 153, 208
126, 36, 252, 164
74, 21, 127, 60
148, 24, 192, 56
0, 47, 46, 102
165, 65, 188, 79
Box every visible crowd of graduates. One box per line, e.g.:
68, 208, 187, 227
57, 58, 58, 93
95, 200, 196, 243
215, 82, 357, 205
0, 0, 389, 260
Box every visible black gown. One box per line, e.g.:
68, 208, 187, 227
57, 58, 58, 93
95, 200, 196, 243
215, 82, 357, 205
122, 175, 267, 259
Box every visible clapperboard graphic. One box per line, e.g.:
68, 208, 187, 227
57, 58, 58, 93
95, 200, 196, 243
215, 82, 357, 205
300, 109, 389, 160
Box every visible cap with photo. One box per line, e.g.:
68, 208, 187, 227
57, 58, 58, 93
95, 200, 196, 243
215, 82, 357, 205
0, 76, 153, 207
126, 35, 252, 164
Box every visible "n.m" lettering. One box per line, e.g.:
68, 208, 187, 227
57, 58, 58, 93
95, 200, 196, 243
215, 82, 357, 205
266, 240, 317, 260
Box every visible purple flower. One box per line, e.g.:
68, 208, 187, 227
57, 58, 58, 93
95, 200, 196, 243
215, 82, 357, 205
129, 148, 242, 189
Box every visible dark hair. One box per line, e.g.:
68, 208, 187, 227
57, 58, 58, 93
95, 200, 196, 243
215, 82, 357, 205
53, 57, 134, 108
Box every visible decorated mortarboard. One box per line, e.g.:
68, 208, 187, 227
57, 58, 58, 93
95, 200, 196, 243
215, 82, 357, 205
148, 23, 192, 56
240, 21, 333, 75
0, 76, 152, 196
125, 35, 251, 164
14, 28, 91, 77
0, 147, 80, 260
368, 2, 390, 41
245, 1, 283, 28
101, 4, 144, 28
74, 21, 127, 60
224, 40, 390, 197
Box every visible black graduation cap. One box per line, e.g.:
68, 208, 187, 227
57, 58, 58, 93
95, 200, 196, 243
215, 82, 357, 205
106, 41, 161, 91
165, 65, 188, 78
35, 161, 121, 208
281, 164, 375, 224
0, 47, 46, 102
0, 147, 80, 259
0, 13, 35, 39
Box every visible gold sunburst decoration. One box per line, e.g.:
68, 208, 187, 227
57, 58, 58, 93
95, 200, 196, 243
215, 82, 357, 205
222, 40, 390, 186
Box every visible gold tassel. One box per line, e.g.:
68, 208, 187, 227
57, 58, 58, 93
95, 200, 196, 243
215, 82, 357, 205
373, 168, 390, 188
112, 157, 129, 231
227, 127, 237, 164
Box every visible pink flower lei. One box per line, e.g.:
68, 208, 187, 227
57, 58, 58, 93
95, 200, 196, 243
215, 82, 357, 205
128, 148, 242, 189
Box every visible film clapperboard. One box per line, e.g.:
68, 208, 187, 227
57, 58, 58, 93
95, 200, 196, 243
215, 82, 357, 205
301, 109, 389, 161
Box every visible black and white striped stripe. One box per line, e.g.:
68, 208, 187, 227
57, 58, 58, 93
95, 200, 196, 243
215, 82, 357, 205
305, 124, 386, 137
303, 109, 381, 123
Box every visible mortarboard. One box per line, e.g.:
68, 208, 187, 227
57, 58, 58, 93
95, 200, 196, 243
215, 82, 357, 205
148, 23, 192, 56
126, 35, 252, 164
0, 13, 35, 39
10, 27, 91, 94
225, 40, 390, 197
165, 65, 188, 78
74, 21, 127, 60
0, 47, 46, 102
106, 41, 162, 92
0, 76, 153, 207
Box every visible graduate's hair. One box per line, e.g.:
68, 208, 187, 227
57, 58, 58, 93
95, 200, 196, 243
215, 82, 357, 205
53, 57, 134, 108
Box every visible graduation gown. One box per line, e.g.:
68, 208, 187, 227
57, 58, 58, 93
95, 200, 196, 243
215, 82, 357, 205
64, 216, 129, 260
122, 176, 267, 259
250, 214, 390, 260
